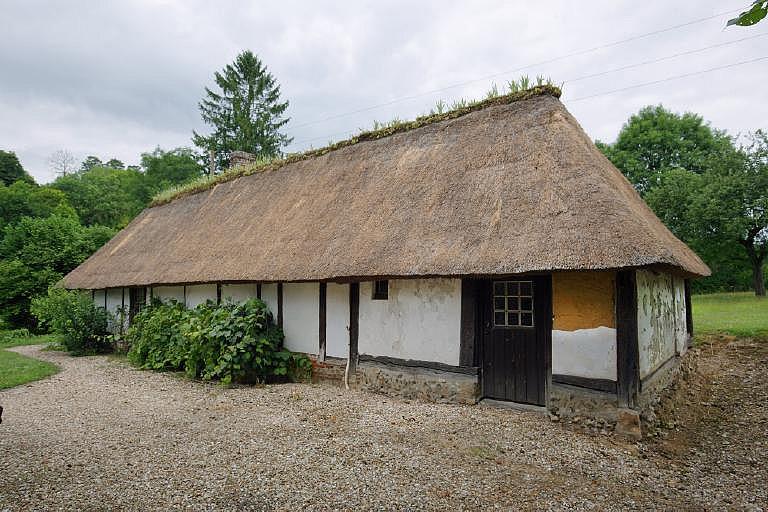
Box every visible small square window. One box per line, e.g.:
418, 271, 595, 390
492, 280, 534, 328
372, 280, 389, 300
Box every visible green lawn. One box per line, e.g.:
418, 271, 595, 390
0, 331, 60, 389
692, 292, 768, 337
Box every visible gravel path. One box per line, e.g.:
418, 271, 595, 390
0, 341, 765, 511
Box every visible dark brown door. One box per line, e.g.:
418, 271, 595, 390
481, 276, 551, 405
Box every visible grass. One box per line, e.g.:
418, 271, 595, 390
692, 292, 768, 338
0, 330, 61, 389
0, 350, 58, 390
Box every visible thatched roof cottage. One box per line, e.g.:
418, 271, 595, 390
63, 87, 709, 425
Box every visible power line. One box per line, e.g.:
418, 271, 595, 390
566, 55, 768, 102
562, 32, 768, 85
292, 55, 767, 148
287, 7, 741, 132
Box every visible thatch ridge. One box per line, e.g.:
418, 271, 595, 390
64, 92, 709, 290
151, 85, 562, 207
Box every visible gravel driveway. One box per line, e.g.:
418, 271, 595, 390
1, 342, 765, 511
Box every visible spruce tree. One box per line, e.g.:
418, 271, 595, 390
193, 51, 291, 172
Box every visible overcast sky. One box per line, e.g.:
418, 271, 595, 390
1, 0, 766, 183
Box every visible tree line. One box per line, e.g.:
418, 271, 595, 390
0, 148, 204, 327
596, 107, 767, 296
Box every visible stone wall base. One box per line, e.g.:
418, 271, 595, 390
548, 382, 619, 422
354, 362, 479, 404
638, 353, 687, 424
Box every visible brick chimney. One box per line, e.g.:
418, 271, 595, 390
229, 151, 256, 168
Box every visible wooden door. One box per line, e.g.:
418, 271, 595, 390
481, 276, 551, 405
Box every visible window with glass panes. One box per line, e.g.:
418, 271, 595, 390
492, 281, 534, 327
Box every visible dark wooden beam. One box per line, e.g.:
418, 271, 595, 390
460, 278, 478, 367
216, 283, 222, 305
552, 374, 617, 394
319, 282, 327, 361
277, 282, 283, 328
183, 285, 187, 308
256, 283, 262, 300
616, 270, 640, 408
684, 279, 693, 338
358, 354, 479, 376
348, 282, 359, 372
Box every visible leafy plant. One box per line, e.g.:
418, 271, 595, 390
31, 287, 111, 355
126, 298, 311, 384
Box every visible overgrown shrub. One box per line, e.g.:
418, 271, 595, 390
31, 287, 111, 355
126, 298, 311, 385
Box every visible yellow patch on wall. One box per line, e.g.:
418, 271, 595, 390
553, 271, 615, 331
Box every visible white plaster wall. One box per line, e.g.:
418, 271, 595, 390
154, 285, 185, 304
261, 283, 279, 321
93, 289, 106, 309
221, 283, 258, 303
552, 327, 617, 380
185, 284, 217, 308
637, 270, 679, 379
105, 288, 127, 332
673, 276, 688, 355
326, 283, 350, 359
282, 282, 319, 355
358, 278, 461, 366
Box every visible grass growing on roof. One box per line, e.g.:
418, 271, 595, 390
150, 83, 562, 207
692, 292, 768, 338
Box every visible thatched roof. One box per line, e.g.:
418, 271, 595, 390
63, 91, 709, 290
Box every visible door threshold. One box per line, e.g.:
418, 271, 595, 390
479, 398, 548, 414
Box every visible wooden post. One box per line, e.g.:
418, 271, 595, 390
256, 283, 262, 300
277, 283, 283, 328
348, 283, 359, 373
616, 270, 640, 408
216, 283, 222, 305
684, 279, 693, 347
459, 278, 478, 367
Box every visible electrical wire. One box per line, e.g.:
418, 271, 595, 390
290, 53, 767, 148
287, 7, 742, 132
566, 55, 768, 103
562, 32, 768, 85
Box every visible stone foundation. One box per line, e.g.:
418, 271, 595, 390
638, 355, 683, 423
354, 361, 479, 404
548, 382, 619, 422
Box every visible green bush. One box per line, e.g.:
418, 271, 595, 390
31, 288, 111, 355
126, 298, 311, 385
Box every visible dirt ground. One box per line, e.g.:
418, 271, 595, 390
0, 338, 765, 511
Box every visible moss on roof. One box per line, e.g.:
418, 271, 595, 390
150, 84, 562, 207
